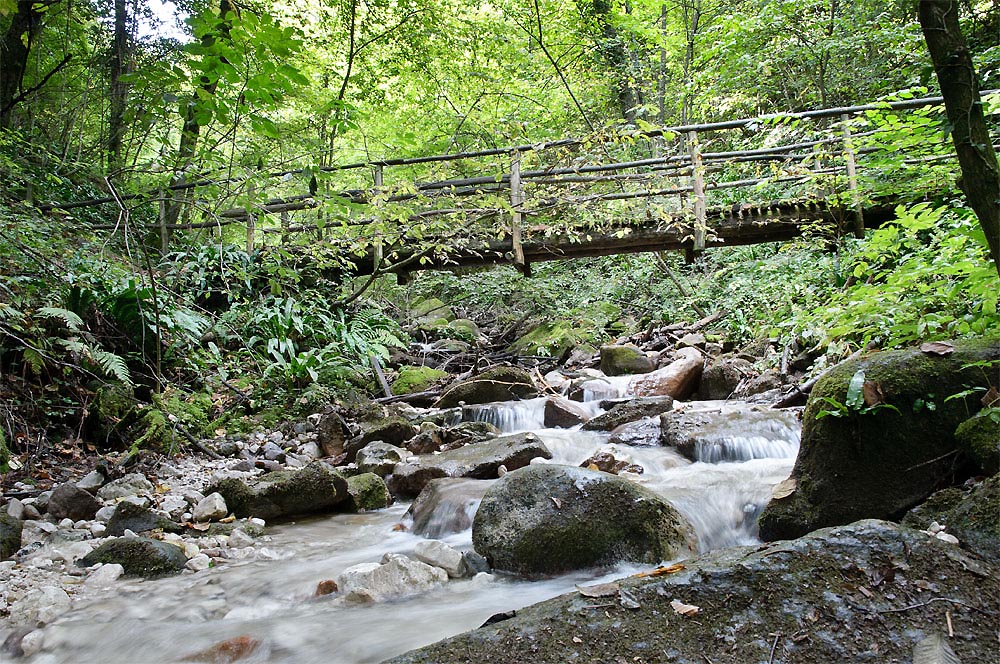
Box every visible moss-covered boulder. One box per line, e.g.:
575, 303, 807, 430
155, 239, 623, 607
1, 512, 22, 561
434, 366, 538, 408
758, 339, 999, 542
582, 396, 674, 431
509, 321, 591, 358
600, 344, 655, 376
78, 537, 187, 577
473, 464, 697, 575
955, 408, 999, 475
346, 473, 392, 511
106, 502, 183, 537
392, 366, 450, 395
344, 415, 419, 462
206, 461, 350, 520
903, 475, 1000, 565
411, 298, 455, 325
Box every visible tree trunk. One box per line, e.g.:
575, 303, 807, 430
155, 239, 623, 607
108, 0, 131, 170
919, 0, 1000, 278
0, 2, 44, 128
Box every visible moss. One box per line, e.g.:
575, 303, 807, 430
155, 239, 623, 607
411, 298, 455, 323
508, 320, 593, 358
79, 537, 187, 577
600, 344, 654, 376
955, 408, 1000, 475
392, 366, 449, 395
346, 472, 392, 511
204, 477, 255, 518
90, 384, 137, 444
435, 366, 539, 408
759, 339, 1000, 541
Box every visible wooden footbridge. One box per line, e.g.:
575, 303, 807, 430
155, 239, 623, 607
57, 92, 987, 280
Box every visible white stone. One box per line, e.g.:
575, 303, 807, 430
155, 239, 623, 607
935, 532, 960, 545
249, 518, 266, 529
159, 495, 188, 519
6, 497, 25, 520
337, 553, 447, 602
185, 554, 212, 572
94, 506, 116, 523
19, 629, 45, 657
193, 493, 228, 522
97, 473, 154, 501
413, 539, 466, 578
0, 560, 15, 579
183, 542, 200, 558
123, 529, 139, 539
181, 489, 206, 506
89, 523, 107, 538
228, 528, 254, 549
8, 586, 71, 626
298, 442, 322, 458
85, 563, 125, 587
51, 541, 93, 564
58, 518, 74, 529
77, 470, 105, 492
73, 519, 89, 529
119, 495, 150, 509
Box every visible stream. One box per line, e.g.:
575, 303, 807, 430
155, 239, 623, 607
19, 377, 800, 664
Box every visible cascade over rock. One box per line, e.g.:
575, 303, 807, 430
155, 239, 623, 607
434, 366, 539, 408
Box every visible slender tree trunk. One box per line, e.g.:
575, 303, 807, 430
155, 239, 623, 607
108, 0, 130, 170
0, 2, 45, 128
919, 0, 1000, 278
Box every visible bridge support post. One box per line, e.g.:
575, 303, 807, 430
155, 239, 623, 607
510, 150, 530, 276
373, 164, 384, 269
687, 130, 706, 262
841, 113, 865, 239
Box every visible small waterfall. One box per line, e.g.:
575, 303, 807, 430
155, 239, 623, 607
407, 478, 492, 539
578, 375, 633, 401
462, 397, 547, 433
668, 406, 801, 463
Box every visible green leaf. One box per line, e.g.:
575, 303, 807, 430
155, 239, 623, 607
846, 369, 866, 410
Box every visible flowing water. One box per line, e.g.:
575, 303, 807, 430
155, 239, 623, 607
14, 376, 800, 664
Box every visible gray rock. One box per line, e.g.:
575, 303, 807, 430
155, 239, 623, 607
660, 405, 800, 463
434, 366, 539, 408
47, 483, 101, 521
543, 397, 590, 428
97, 473, 154, 501
699, 356, 753, 400
583, 396, 675, 431
206, 460, 350, 520
85, 563, 125, 586
185, 554, 212, 572
473, 464, 697, 574
192, 492, 229, 522
337, 553, 448, 602
8, 586, 71, 626
106, 501, 183, 537
78, 537, 187, 577
317, 410, 351, 458
607, 418, 662, 447
388, 433, 551, 498
407, 478, 491, 538
356, 442, 409, 477
261, 441, 286, 462
95, 505, 116, 523
413, 539, 466, 577
461, 550, 490, 575
1, 513, 22, 560
903, 475, 1000, 565
77, 470, 106, 493
600, 344, 655, 376
5, 498, 24, 520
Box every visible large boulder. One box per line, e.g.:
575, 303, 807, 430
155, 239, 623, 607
337, 553, 448, 602
392, 366, 450, 395
629, 347, 704, 399
345, 416, 420, 461
206, 461, 350, 520
78, 537, 187, 577
388, 433, 551, 498
955, 408, 999, 475
1, 512, 22, 560
47, 483, 101, 521
758, 339, 999, 542
600, 344, 654, 376
106, 502, 183, 537
699, 356, 753, 400
903, 475, 1000, 565
346, 473, 392, 511
582, 396, 674, 431
356, 442, 409, 477
387, 520, 1000, 664
435, 366, 538, 408
472, 464, 697, 575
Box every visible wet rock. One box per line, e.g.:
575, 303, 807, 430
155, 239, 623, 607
607, 418, 661, 447
439, 421, 501, 451
407, 478, 491, 538
193, 493, 229, 522
579, 451, 643, 475
388, 433, 552, 498
1, 512, 22, 561
261, 441, 286, 463
85, 563, 125, 586
345, 416, 420, 461
47, 483, 101, 521
699, 356, 753, 400
207, 461, 350, 521
758, 339, 999, 542
181, 635, 263, 663
582, 396, 675, 431
434, 366, 539, 408
904, 475, 1000, 564
346, 473, 392, 511
255, 459, 283, 473
388, 520, 1000, 664
79, 537, 187, 577
405, 424, 446, 454
629, 347, 703, 399
77, 469, 106, 493
337, 553, 448, 602
356, 441, 409, 477
97, 473, 154, 501
317, 409, 351, 458
473, 464, 697, 575
106, 501, 183, 536
413, 539, 466, 578
599, 344, 654, 376
8, 586, 71, 626
955, 408, 999, 475
660, 405, 801, 463
461, 550, 490, 575
2, 628, 32, 658
543, 397, 590, 428
315, 579, 338, 596
733, 368, 783, 398
18, 630, 44, 657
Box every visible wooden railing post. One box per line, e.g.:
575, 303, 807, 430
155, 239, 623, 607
510, 150, 529, 276
373, 163, 384, 269
686, 130, 706, 262
841, 113, 865, 238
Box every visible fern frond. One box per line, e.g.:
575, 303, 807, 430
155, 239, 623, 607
0, 303, 25, 324
35, 307, 84, 330
22, 348, 44, 376
91, 348, 133, 388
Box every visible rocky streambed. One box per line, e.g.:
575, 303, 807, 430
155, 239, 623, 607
1, 338, 997, 663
